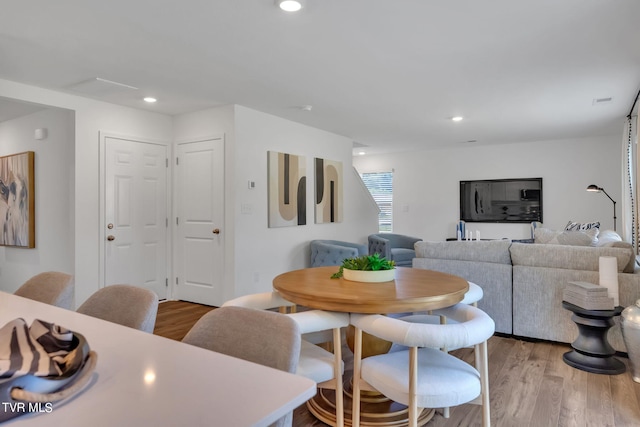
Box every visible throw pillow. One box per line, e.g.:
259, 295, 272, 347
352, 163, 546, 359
557, 229, 598, 246
534, 227, 598, 246
596, 229, 623, 246
534, 228, 561, 244
565, 221, 600, 231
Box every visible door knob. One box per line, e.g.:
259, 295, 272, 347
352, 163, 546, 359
212, 229, 220, 234
107, 235, 116, 241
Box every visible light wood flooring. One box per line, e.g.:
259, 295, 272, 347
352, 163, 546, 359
154, 300, 640, 427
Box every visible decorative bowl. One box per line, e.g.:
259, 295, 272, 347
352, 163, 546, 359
342, 268, 395, 283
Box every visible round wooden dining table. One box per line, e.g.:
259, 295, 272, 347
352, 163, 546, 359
273, 265, 470, 427
273, 265, 469, 314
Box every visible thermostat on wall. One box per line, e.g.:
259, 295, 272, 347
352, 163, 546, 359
34, 128, 47, 140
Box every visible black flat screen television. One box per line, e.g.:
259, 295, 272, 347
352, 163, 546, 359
460, 178, 543, 223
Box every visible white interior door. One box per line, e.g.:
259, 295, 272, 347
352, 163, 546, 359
105, 137, 168, 299
175, 138, 224, 306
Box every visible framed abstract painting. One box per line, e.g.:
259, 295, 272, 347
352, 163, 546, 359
268, 151, 307, 227
314, 157, 343, 224
0, 151, 35, 248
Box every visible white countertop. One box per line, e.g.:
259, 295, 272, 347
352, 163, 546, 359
0, 292, 316, 426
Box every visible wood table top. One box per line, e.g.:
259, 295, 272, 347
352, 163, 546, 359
273, 266, 468, 314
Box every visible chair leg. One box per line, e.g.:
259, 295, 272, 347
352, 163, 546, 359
477, 341, 490, 427
439, 315, 450, 419
333, 327, 344, 427
409, 346, 418, 427
352, 327, 363, 427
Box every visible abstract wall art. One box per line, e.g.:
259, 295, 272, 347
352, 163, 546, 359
268, 151, 307, 227
0, 151, 35, 248
315, 157, 343, 224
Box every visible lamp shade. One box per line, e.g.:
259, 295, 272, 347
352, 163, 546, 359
587, 185, 602, 192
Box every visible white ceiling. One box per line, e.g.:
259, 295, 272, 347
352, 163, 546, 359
1, 0, 639, 154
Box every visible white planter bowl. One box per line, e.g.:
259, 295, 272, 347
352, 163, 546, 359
342, 268, 395, 283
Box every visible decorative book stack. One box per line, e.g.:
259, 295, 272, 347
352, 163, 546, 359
563, 281, 615, 310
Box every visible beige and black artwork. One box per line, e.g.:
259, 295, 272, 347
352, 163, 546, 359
268, 151, 306, 227
315, 157, 343, 224
0, 151, 35, 248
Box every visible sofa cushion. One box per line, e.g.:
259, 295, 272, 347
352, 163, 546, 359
510, 242, 634, 273
534, 228, 598, 246
414, 240, 512, 265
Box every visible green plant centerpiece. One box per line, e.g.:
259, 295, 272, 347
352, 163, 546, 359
331, 253, 396, 282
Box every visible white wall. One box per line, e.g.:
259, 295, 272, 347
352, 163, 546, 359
0, 108, 74, 292
354, 135, 623, 241
174, 105, 379, 300
233, 105, 378, 297
0, 78, 173, 305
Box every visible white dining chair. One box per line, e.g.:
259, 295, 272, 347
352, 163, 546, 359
391, 280, 482, 418
222, 291, 348, 427
351, 303, 495, 427
462, 281, 483, 306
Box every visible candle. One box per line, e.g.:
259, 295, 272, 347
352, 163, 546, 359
599, 256, 619, 306
476, 230, 481, 241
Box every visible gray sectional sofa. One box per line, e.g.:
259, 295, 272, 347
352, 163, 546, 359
413, 240, 640, 352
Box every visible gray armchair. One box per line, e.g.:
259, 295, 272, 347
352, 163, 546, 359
368, 233, 422, 267
310, 240, 368, 267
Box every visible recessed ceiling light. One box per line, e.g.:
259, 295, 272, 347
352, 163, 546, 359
276, 0, 304, 12
451, 116, 463, 122
301, 105, 313, 111
358, 151, 366, 156
143, 97, 157, 103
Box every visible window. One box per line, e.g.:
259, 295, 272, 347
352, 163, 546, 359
361, 171, 393, 232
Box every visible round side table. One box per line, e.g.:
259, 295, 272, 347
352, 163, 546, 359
562, 301, 626, 375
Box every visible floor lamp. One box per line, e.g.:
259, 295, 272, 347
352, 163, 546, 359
587, 185, 617, 231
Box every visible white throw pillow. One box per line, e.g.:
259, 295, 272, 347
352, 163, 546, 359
596, 229, 623, 246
